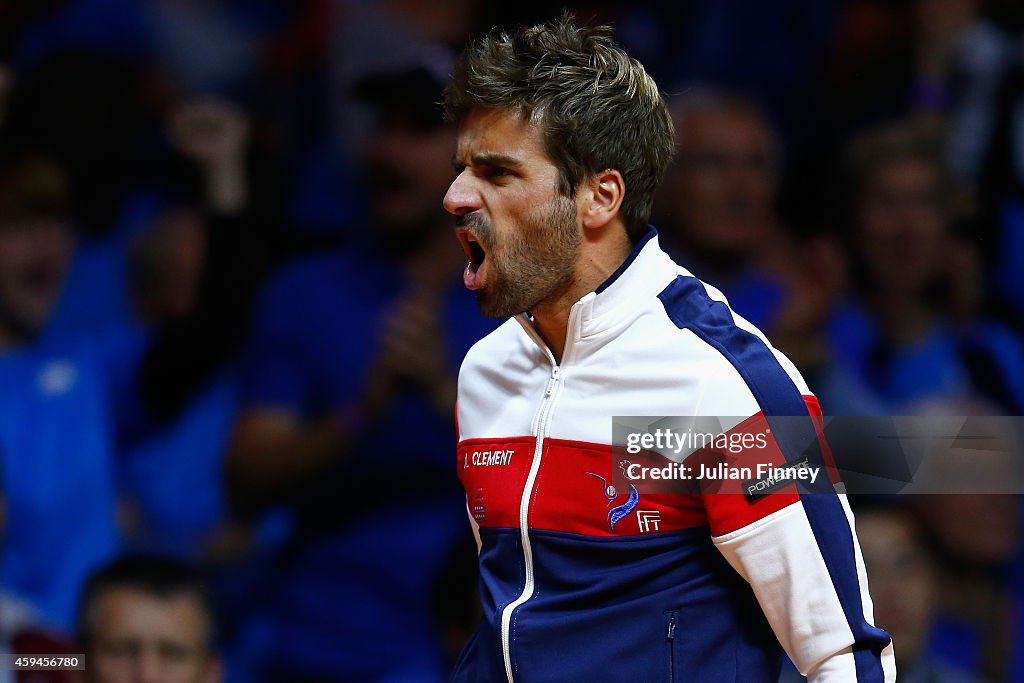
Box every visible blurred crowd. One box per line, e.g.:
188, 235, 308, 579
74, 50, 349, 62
0, 0, 1021, 681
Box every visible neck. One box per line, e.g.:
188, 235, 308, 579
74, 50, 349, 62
530, 227, 633, 363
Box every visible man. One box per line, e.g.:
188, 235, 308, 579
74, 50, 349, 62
656, 90, 850, 365
829, 121, 1024, 414
855, 503, 982, 683
225, 52, 496, 682
657, 91, 781, 275
0, 147, 119, 631
654, 90, 792, 334
443, 15, 896, 682
77, 554, 223, 683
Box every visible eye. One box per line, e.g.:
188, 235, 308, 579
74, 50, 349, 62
159, 641, 194, 664
484, 165, 511, 180
102, 640, 138, 659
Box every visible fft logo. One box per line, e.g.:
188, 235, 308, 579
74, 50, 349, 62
635, 510, 661, 533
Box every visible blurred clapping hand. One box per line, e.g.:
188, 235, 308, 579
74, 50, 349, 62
168, 98, 251, 214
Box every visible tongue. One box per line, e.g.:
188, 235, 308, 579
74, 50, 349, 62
464, 259, 484, 290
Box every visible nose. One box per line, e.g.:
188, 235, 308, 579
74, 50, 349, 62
443, 171, 481, 216
135, 650, 163, 683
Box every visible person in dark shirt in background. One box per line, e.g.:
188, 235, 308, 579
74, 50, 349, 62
654, 90, 797, 335
0, 147, 120, 632
226, 50, 496, 683
828, 120, 1024, 414
653, 89, 859, 392
0, 61, 281, 644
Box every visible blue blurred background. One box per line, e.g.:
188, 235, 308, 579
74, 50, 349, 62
0, 1, 1021, 681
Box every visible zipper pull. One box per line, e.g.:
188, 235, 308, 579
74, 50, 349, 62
545, 366, 561, 397
666, 613, 677, 641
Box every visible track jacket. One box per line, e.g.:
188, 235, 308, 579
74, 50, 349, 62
451, 230, 896, 683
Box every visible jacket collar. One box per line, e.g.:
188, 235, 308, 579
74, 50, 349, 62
575, 227, 679, 333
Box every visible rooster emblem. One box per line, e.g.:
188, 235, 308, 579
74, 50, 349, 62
584, 464, 639, 530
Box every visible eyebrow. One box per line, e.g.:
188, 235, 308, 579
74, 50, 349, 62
452, 152, 524, 171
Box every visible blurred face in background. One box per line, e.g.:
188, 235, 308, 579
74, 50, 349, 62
364, 110, 457, 252
0, 155, 73, 344
85, 587, 222, 683
0, 216, 73, 344
857, 509, 936, 664
661, 106, 778, 260
917, 494, 1021, 567
855, 158, 948, 298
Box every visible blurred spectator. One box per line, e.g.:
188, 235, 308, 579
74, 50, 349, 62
655, 90, 791, 333
654, 88, 859, 377
917, 490, 1024, 680
779, 498, 989, 683
114, 96, 284, 559
0, 147, 119, 631
116, 201, 235, 556
827, 0, 978, 133
0, 587, 78, 683
293, 2, 480, 236
148, 0, 277, 100
939, 0, 1023, 193
654, 90, 889, 416
2, 48, 166, 338
0, 85, 278, 633
827, 120, 1024, 413
328, 1, 478, 156
77, 554, 223, 683
225, 53, 496, 682
905, 401, 1024, 681
134, 96, 282, 424
943, 1, 1024, 327
129, 208, 206, 325
0, 2, 1019, 680
857, 501, 984, 683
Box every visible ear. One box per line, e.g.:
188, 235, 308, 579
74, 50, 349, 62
579, 169, 625, 231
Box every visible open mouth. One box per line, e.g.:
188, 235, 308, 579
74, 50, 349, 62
456, 227, 488, 291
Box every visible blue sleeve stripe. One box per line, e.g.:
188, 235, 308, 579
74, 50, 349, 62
657, 275, 890, 681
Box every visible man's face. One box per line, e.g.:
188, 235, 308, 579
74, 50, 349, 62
365, 113, 458, 247
0, 217, 73, 340
856, 159, 948, 296
86, 588, 222, 683
661, 109, 777, 257
444, 108, 581, 318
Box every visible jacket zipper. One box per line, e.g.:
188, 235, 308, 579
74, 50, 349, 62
500, 330, 563, 683
666, 610, 679, 682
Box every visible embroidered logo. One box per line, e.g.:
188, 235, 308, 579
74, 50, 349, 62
636, 510, 662, 533
584, 468, 639, 531
471, 486, 486, 522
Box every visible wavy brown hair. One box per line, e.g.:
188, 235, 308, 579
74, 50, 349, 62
444, 13, 675, 242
